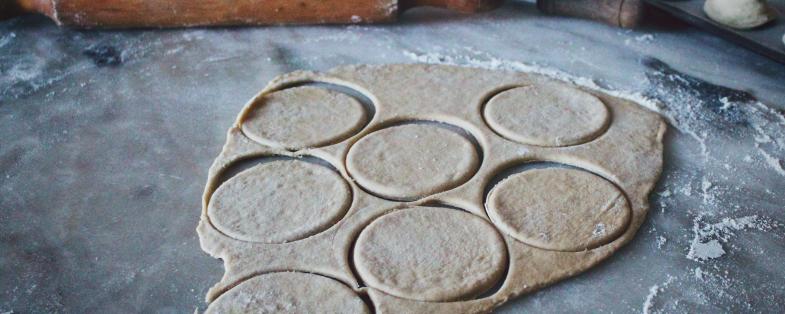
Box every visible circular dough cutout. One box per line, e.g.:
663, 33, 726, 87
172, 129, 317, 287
354, 207, 507, 302
208, 159, 351, 243
346, 123, 479, 201
205, 272, 369, 314
242, 86, 367, 150
486, 168, 630, 251
484, 83, 609, 147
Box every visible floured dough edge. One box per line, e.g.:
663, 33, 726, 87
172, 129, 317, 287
196, 64, 667, 313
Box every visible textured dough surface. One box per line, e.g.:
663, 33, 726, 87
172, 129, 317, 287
241, 86, 367, 150
484, 83, 609, 147
205, 272, 370, 314
198, 64, 666, 313
347, 124, 479, 200
207, 160, 351, 243
704, 0, 777, 29
486, 168, 630, 251
353, 207, 507, 302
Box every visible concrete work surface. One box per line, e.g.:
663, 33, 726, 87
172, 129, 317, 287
1, 1, 784, 313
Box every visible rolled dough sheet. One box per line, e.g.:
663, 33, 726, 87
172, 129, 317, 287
197, 64, 666, 313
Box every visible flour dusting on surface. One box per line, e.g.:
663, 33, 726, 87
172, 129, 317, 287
642, 276, 674, 314
687, 215, 779, 262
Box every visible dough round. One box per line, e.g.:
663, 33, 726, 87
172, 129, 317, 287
484, 83, 609, 147
242, 86, 367, 150
486, 168, 630, 251
704, 0, 777, 30
208, 160, 351, 243
205, 272, 369, 314
354, 207, 507, 302
346, 124, 479, 201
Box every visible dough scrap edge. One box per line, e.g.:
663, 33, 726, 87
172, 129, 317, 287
196, 64, 667, 312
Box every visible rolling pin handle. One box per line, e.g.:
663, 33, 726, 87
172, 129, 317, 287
1, 0, 56, 22
536, 0, 644, 28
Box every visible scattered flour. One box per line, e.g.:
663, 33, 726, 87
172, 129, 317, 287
656, 236, 667, 249
625, 33, 655, 45
756, 144, 785, 177
687, 215, 779, 262
0, 32, 15, 48
402, 49, 604, 96
592, 223, 607, 237
636, 34, 655, 42
688, 239, 726, 261
680, 184, 692, 197
642, 275, 675, 314
694, 267, 704, 281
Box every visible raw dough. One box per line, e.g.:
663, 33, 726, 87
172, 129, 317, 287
704, 0, 777, 29
241, 86, 367, 150
484, 83, 609, 147
353, 207, 507, 302
198, 64, 666, 313
205, 272, 369, 313
207, 160, 351, 243
486, 168, 630, 251
346, 123, 479, 201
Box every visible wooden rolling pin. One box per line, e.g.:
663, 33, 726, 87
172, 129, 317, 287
0, 0, 644, 28
537, 0, 645, 28
0, 0, 504, 28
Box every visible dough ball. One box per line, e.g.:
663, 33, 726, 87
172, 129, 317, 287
208, 160, 351, 243
205, 272, 369, 313
484, 83, 609, 147
346, 123, 479, 201
354, 207, 507, 301
704, 0, 777, 29
486, 168, 630, 251
242, 86, 367, 150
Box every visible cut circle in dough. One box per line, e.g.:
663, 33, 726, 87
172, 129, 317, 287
353, 206, 507, 302
205, 272, 370, 314
241, 86, 367, 150
486, 168, 630, 252
208, 159, 351, 243
484, 83, 609, 147
346, 123, 479, 201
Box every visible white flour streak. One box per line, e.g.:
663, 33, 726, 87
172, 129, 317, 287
656, 236, 667, 249
756, 144, 785, 177
642, 285, 660, 314
0, 32, 15, 48
642, 276, 674, 314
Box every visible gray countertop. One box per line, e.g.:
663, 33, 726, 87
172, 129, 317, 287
1, 1, 784, 313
